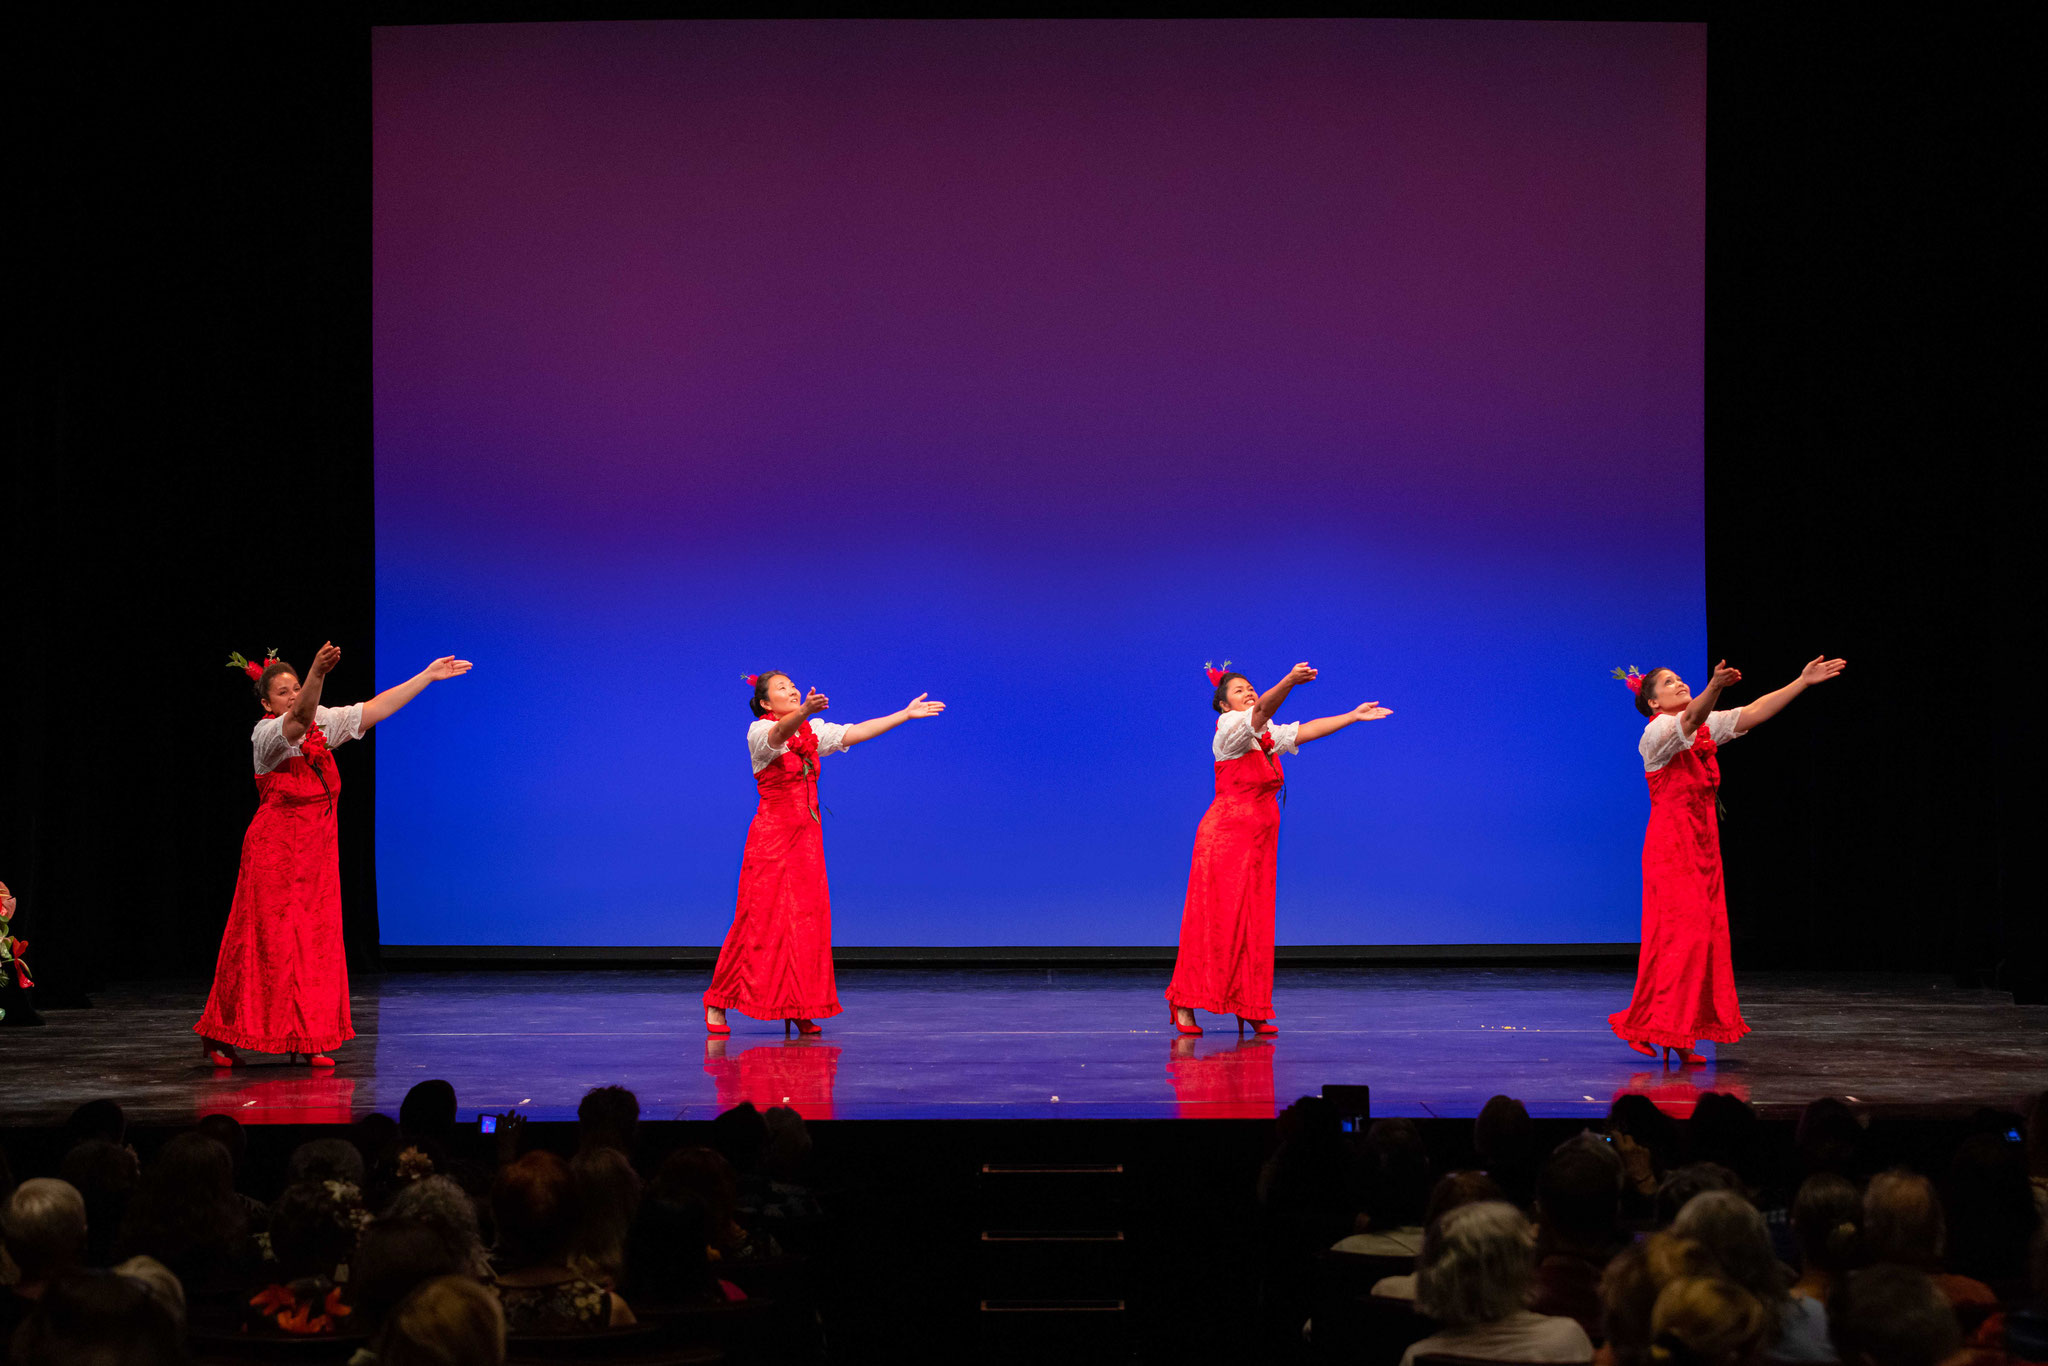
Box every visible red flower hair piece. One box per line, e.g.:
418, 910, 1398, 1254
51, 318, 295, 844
1204, 659, 1234, 687
227, 649, 283, 683
743, 674, 760, 688
1611, 666, 1646, 695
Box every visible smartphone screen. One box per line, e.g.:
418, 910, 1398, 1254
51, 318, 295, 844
480, 1114, 497, 1134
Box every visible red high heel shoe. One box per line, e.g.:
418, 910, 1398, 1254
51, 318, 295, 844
1237, 1016, 1279, 1037
1170, 1006, 1202, 1037
204, 1041, 240, 1068
1664, 1044, 1704, 1067
1626, 1039, 1658, 1058
786, 1018, 822, 1037
292, 1052, 337, 1068
705, 1009, 730, 1037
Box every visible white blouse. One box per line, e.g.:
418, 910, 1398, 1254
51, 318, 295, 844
1214, 709, 1301, 761
747, 717, 851, 775
1639, 708, 1746, 773
251, 704, 365, 775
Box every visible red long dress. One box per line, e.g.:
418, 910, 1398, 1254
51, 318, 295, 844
704, 721, 842, 1022
1166, 730, 1285, 1020
195, 716, 354, 1054
1608, 719, 1751, 1049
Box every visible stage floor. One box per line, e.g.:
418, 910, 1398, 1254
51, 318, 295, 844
5, 966, 2043, 1126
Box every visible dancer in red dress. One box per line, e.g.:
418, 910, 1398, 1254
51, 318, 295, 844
197, 643, 472, 1068
1608, 655, 1846, 1063
1167, 661, 1392, 1037
704, 672, 945, 1037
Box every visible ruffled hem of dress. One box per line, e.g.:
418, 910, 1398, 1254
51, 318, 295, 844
1165, 989, 1275, 1020
1608, 1014, 1749, 1048
701, 997, 843, 1021
193, 1019, 355, 1053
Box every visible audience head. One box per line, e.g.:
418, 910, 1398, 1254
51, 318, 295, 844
1944, 1129, 2040, 1286
1689, 1094, 1762, 1185
60, 1100, 126, 1151
376, 1274, 506, 1366
109, 1256, 186, 1337
1416, 1200, 1538, 1329
194, 1114, 247, 1177
399, 1081, 459, 1145
1359, 1118, 1433, 1230
1828, 1263, 1960, 1366
382, 1175, 490, 1278
1862, 1170, 1943, 1270
491, 1151, 578, 1269
354, 1112, 402, 1161
9, 1269, 185, 1366
57, 1140, 140, 1265
568, 1146, 642, 1283
709, 1101, 769, 1175
654, 1147, 742, 1251
266, 1179, 366, 1283
349, 1217, 469, 1341
1657, 1163, 1748, 1228
576, 1085, 641, 1156
1475, 1095, 1538, 1201
761, 1105, 814, 1181
1537, 1136, 1624, 1254
1791, 1174, 1863, 1280
1425, 1169, 1507, 1228
1650, 1276, 1771, 1366
1797, 1098, 1868, 1182
1671, 1190, 1787, 1309
2, 1179, 88, 1285
1602, 1233, 1721, 1366
287, 1137, 366, 1188
624, 1191, 720, 1308
1611, 1094, 1683, 1177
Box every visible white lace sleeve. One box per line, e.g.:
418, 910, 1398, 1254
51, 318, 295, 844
1268, 721, 1301, 756
317, 704, 365, 750
812, 721, 850, 757
1214, 711, 1255, 760
1639, 714, 1693, 772
252, 717, 292, 775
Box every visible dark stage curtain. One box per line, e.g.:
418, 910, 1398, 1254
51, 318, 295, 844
5, 10, 2036, 1002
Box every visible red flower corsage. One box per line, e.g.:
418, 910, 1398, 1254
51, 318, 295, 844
781, 719, 819, 774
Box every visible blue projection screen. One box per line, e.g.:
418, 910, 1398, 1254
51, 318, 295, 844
372, 19, 1705, 949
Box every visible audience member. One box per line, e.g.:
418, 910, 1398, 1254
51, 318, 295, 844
288, 1137, 367, 1188
1372, 1170, 1507, 1301
488, 1151, 632, 1331
623, 1192, 745, 1310
0, 1179, 87, 1342
1790, 1175, 1863, 1307
112, 1255, 187, 1338
1334, 1117, 1432, 1255
1796, 1101, 1870, 1186
1651, 1275, 1772, 1366
383, 1175, 492, 1279
1659, 1164, 1749, 1228
1862, 1170, 1997, 1317
349, 1217, 471, 1345
756, 1105, 825, 1223
655, 1147, 781, 1262
58, 1138, 140, 1267
1601, 1233, 1720, 1366
567, 1146, 641, 1286
576, 1085, 640, 1158
1672, 1189, 1826, 1362
1259, 1095, 1360, 1253
399, 1082, 459, 1150
1827, 1264, 1960, 1366
1531, 1135, 1627, 1337
195, 1114, 267, 1231
1692, 1094, 1766, 1185
60, 1099, 126, 1152
1944, 1131, 2041, 1295
1611, 1095, 1684, 1212
710, 1100, 772, 1215
9, 1268, 186, 1366
376, 1274, 505, 1366
111, 1132, 253, 1304
1403, 1200, 1594, 1365
2027, 1092, 2048, 1221
245, 1178, 367, 1336
1477, 1096, 1541, 1209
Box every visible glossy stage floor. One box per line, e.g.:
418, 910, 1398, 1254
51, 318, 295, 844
5, 966, 2043, 1127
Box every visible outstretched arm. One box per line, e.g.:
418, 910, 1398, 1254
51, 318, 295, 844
845, 694, 947, 747
363, 657, 474, 729
766, 690, 832, 746
1680, 660, 1741, 734
1736, 656, 1846, 732
1296, 701, 1393, 744
1250, 663, 1317, 730
281, 641, 341, 745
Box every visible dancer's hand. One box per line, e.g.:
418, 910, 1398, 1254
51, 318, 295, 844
1708, 659, 1741, 691
309, 641, 341, 678
1285, 662, 1318, 686
1352, 701, 1391, 721
903, 694, 946, 719
424, 656, 473, 681
800, 689, 830, 717
1799, 655, 1846, 685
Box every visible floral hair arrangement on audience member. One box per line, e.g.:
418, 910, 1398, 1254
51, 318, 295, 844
0, 881, 29, 1003
228, 648, 282, 683
1612, 666, 1646, 695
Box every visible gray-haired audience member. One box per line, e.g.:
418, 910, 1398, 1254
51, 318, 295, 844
288, 1137, 367, 1188
383, 1174, 492, 1278
1401, 1200, 1594, 1366
112, 1254, 187, 1335
1673, 1189, 1831, 1362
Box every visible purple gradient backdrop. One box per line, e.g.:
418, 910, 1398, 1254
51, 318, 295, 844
372, 19, 1705, 948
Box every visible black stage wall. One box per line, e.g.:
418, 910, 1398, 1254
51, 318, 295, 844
7, 10, 2039, 1002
